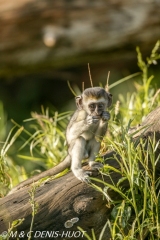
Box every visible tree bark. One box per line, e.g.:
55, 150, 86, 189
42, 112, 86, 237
0, 107, 160, 240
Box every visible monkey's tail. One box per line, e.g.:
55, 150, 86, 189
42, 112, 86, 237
8, 155, 71, 195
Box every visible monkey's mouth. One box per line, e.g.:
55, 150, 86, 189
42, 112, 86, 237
90, 113, 101, 117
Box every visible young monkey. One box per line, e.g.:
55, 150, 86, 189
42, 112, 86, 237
67, 86, 112, 182
9, 87, 112, 194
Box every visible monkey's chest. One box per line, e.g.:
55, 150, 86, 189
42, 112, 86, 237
80, 131, 95, 141
81, 121, 107, 141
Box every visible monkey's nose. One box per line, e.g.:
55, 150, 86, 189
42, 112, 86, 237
95, 109, 101, 116
95, 107, 99, 115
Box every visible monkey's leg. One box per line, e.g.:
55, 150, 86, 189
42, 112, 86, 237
88, 140, 103, 169
70, 137, 91, 182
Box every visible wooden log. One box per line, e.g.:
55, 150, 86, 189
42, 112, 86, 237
0, 107, 160, 240
0, 167, 121, 240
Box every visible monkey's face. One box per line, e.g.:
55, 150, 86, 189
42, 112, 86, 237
75, 87, 112, 115
84, 98, 108, 116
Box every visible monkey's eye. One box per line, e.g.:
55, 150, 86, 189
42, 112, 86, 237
98, 103, 104, 108
89, 103, 95, 109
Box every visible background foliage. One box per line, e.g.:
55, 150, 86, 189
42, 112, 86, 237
0, 41, 160, 239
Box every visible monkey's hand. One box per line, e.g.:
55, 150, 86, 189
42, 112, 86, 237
87, 115, 101, 124
101, 111, 110, 122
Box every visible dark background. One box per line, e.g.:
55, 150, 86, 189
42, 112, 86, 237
0, 0, 160, 124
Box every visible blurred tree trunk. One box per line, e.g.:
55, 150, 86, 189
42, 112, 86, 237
0, 0, 159, 78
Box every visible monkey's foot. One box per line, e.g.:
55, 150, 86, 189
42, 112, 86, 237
89, 161, 103, 170
72, 169, 92, 183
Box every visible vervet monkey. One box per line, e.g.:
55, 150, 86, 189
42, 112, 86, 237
9, 87, 112, 194
67, 86, 112, 181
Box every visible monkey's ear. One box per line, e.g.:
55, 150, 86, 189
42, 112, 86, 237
107, 93, 113, 108
75, 95, 83, 110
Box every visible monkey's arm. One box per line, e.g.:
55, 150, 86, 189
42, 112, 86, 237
8, 155, 71, 195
